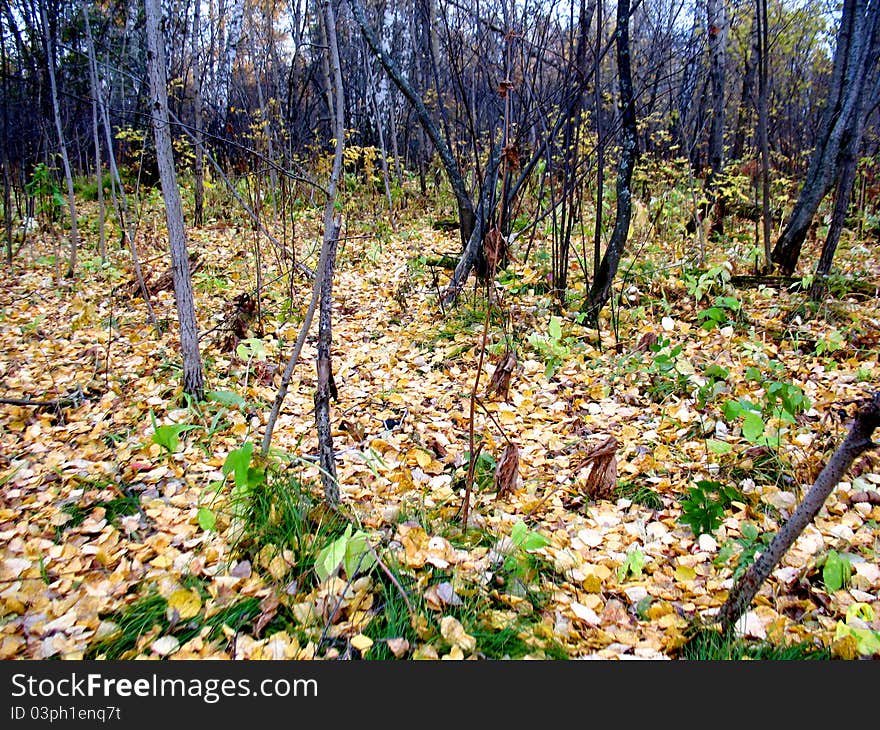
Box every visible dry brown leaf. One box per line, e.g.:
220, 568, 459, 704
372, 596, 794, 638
494, 442, 520, 499
575, 435, 619, 500
486, 350, 517, 402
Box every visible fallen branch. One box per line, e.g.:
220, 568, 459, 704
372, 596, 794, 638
0, 387, 85, 410
717, 392, 880, 634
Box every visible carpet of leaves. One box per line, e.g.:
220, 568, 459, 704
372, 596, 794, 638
1, 199, 878, 660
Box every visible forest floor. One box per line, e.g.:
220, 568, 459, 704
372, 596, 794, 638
1, 191, 879, 660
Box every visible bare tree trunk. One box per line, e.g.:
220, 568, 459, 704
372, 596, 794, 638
82, 7, 106, 265
705, 0, 728, 237
145, 0, 205, 400
582, 0, 638, 327
756, 0, 772, 269
315, 221, 339, 505
262, 0, 345, 462
216, 0, 244, 127
809, 76, 875, 299
40, 2, 80, 279
731, 13, 759, 162
718, 393, 880, 634
771, 0, 877, 274
349, 0, 475, 247
191, 0, 204, 227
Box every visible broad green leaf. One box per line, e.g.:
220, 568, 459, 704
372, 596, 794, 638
707, 439, 732, 455
510, 520, 528, 548
548, 315, 562, 342
223, 442, 254, 488
741, 411, 765, 443
520, 531, 551, 551
741, 522, 759, 541
197, 507, 216, 531
206, 390, 247, 408
823, 550, 851, 592
343, 530, 376, 577
315, 525, 352, 582
152, 423, 201, 453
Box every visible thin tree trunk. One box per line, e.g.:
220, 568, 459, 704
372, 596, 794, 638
40, 2, 80, 279
718, 392, 880, 633
349, 0, 475, 246
2, 22, 13, 265
731, 14, 759, 162
82, 7, 106, 265
262, 0, 345, 461
145, 0, 205, 400
191, 0, 204, 227
757, 0, 772, 269
316, 222, 339, 505
705, 0, 728, 236
582, 0, 638, 327
593, 0, 605, 284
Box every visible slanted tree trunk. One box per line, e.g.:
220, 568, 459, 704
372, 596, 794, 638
145, 0, 205, 400
582, 0, 638, 327
40, 1, 80, 279
348, 0, 475, 248
261, 0, 346, 462
810, 31, 879, 298
771, 0, 877, 274
718, 393, 880, 634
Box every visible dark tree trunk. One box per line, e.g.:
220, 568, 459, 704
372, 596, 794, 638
705, 0, 728, 236
40, 1, 80, 279
771, 0, 878, 274
582, 0, 638, 327
191, 0, 204, 227
349, 0, 475, 247
809, 67, 878, 299
145, 0, 205, 400
731, 15, 759, 162
316, 221, 339, 505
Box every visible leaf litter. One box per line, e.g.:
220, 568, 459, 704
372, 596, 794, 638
0, 202, 878, 660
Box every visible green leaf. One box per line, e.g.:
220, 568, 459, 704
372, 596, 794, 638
343, 530, 376, 577
223, 442, 254, 488
617, 548, 646, 581
206, 390, 247, 408
741, 522, 759, 541
548, 315, 562, 342
315, 525, 352, 582
822, 550, 851, 593
510, 520, 528, 548
741, 411, 765, 443
707, 439, 732, 455
520, 531, 551, 551
152, 422, 201, 453
197, 507, 216, 531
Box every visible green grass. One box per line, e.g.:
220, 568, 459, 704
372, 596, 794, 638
615, 481, 664, 510
86, 584, 268, 660
677, 627, 831, 660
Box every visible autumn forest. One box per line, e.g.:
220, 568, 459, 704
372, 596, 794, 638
0, 0, 879, 661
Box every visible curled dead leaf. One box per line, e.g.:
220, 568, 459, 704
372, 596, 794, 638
486, 350, 517, 402
494, 442, 520, 499
574, 435, 619, 500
